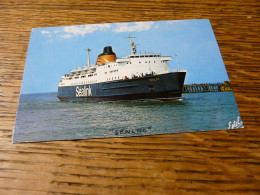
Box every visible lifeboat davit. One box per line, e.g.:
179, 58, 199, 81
96, 46, 116, 65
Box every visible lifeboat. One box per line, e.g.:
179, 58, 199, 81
96, 46, 116, 65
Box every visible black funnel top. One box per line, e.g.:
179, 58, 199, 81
98, 46, 115, 57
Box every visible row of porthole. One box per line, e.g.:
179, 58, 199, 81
103, 64, 118, 68
71, 80, 97, 85
107, 76, 121, 81
145, 61, 159, 63
109, 69, 119, 73
71, 73, 97, 79
127, 61, 158, 64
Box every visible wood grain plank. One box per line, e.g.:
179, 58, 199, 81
0, 0, 259, 194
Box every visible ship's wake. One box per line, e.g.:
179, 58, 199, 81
99, 97, 183, 104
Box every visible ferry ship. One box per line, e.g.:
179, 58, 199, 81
57, 36, 186, 102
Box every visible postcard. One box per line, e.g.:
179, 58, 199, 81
12, 19, 243, 143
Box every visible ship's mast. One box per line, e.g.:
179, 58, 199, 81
126, 35, 138, 55
85, 48, 91, 67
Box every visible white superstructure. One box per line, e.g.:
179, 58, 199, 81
59, 36, 174, 87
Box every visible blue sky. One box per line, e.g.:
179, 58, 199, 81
21, 19, 229, 94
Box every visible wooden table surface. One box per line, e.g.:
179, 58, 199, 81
0, 0, 259, 194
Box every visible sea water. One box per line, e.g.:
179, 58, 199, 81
13, 92, 242, 143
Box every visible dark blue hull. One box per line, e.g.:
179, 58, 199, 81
57, 72, 186, 102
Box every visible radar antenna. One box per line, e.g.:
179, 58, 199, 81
125, 35, 139, 55
84, 48, 91, 67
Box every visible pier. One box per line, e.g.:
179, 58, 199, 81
182, 81, 232, 93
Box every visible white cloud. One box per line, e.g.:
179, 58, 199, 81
62, 23, 111, 37
41, 30, 51, 34
166, 20, 183, 24
59, 34, 73, 39
113, 22, 154, 33
39, 23, 112, 39
39, 22, 157, 40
